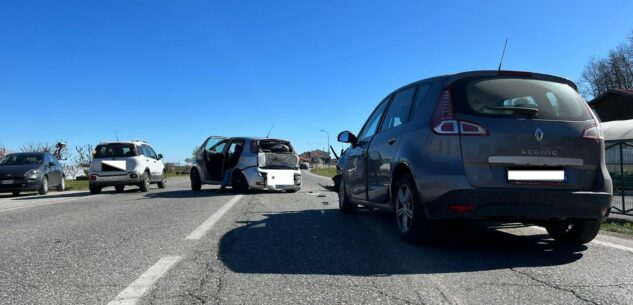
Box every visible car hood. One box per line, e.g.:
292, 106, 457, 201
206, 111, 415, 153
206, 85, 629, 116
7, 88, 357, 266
0, 164, 42, 178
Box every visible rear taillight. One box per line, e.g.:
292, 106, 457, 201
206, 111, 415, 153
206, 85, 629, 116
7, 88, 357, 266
582, 124, 604, 142
431, 89, 488, 136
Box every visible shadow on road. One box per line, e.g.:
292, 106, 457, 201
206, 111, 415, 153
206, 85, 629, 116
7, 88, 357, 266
143, 188, 231, 199
219, 209, 586, 276
7, 191, 90, 201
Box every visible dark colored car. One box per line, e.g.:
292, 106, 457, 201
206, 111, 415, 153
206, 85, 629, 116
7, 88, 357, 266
336, 70, 612, 245
0, 152, 65, 196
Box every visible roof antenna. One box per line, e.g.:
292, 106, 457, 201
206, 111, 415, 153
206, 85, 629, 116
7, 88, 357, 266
497, 38, 508, 71
266, 124, 274, 138
115, 131, 119, 141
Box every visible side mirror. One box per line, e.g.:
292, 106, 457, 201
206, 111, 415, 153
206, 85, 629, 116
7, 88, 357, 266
157, 154, 163, 160
337, 131, 357, 147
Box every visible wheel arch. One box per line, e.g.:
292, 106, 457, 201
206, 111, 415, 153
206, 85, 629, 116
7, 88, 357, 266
390, 162, 428, 217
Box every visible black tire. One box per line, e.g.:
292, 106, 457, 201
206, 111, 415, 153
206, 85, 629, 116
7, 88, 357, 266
157, 172, 167, 189
115, 185, 125, 193
57, 176, 65, 192
89, 185, 102, 194
546, 220, 601, 244
139, 171, 150, 192
338, 179, 357, 214
12, 191, 20, 197
38, 176, 49, 195
393, 173, 435, 244
231, 171, 249, 193
190, 168, 202, 191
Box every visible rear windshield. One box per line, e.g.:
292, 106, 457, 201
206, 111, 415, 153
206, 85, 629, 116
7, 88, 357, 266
452, 77, 592, 121
94, 143, 136, 158
258, 140, 294, 154
0, 154, 43, 165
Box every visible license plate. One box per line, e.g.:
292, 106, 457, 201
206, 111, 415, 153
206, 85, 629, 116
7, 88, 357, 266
1, 180, 14, 185
507, 169, 565, 182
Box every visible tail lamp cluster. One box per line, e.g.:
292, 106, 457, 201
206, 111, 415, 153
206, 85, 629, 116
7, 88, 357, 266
430, 89, 488, 136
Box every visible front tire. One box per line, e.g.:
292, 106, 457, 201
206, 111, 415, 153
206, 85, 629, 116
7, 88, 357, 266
157, 172, 167, 189
56, 176, 65, 192
546, 220, 601, 244
393, 173, 435, 244
190, 168, 202, 191
139, 172, 150, 192
38, 176, 49, 195
12, 191, 20, 196
338, 179, 357, 214
115, 185, 125, 193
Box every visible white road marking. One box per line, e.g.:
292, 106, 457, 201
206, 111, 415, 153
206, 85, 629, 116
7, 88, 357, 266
185, 195, 243, 240
530, 226, 633, 253
592, 239, 633, 253
0, 194, 98, 213
107, 256, 181, 305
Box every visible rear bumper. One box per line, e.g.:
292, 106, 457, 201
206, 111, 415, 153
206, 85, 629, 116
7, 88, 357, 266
89, 172, 143, 186
425, 188, 612, 221
243, 168, 302, 191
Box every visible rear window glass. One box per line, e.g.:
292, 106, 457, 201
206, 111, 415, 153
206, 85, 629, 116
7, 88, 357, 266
94, 143, 136, 158
258, 140, 293, 154
453, 78, 591, 121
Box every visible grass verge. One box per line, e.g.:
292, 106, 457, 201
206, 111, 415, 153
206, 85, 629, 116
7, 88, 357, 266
601, 219, 633, 235
65, 179, 89, 191
311, 167, 337, 178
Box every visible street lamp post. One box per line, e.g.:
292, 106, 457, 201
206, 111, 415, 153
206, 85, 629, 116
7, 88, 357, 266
320, 129, 329, 161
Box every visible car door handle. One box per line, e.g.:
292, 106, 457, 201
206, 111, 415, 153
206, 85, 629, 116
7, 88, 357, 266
388, 138, 397, 145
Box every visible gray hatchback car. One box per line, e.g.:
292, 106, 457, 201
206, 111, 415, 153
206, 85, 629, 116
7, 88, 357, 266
337, 70, 612, 245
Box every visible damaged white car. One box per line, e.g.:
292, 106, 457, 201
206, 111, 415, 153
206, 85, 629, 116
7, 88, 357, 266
190, 137, 302, 193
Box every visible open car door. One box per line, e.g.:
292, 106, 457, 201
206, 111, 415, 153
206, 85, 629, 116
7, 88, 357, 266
201, 136, 227, 181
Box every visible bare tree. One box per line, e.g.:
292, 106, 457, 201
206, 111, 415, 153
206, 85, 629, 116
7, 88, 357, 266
73, 144, 94, 167
19, 141, 70, 160
580, 30, 633, 99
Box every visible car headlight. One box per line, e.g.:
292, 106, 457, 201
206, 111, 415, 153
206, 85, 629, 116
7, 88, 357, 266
24, 169, 40, 177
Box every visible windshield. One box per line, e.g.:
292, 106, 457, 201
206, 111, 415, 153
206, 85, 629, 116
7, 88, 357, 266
94, 143, 137, 158
0, 154, 43, 166
453, 78, 592, 121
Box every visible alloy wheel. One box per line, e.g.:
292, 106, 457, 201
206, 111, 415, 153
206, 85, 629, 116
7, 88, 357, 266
395, 184, 414, 233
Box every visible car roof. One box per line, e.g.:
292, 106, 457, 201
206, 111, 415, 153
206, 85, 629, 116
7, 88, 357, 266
97, 141, 150, 146
5, 152, 46, 156
215, 137, 291, 142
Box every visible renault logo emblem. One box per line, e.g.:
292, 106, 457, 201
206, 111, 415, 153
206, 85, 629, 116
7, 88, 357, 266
534, 128, 544, 142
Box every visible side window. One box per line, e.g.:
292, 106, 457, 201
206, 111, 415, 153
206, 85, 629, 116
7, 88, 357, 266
358, 97, 390, 141
205, 138, 226, 153
145, 145, 158, 159
138, 145, 149, 157
380, 86, 417, 132
411, 83, 432, 116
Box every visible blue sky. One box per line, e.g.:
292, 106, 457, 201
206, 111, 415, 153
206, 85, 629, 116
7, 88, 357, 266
1, 0, 632, 162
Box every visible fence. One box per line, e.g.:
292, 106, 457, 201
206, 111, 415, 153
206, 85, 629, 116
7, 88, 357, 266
605, 140, 633, 221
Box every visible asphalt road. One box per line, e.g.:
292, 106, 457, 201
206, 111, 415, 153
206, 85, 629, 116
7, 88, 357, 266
1, 171, 632, 305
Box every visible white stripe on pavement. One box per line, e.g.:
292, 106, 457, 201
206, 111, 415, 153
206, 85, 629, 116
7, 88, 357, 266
107, 256, 182, 305
0, 194, 98, 213
185, 195, 243, 240
592, 239, 633, 253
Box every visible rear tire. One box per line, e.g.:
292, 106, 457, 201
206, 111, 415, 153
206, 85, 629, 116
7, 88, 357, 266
338, 179, 357, 214
38, 176, 49, 195
157, 172, 167, 189
545, 220, 601, 244
12, 191, 20, 196
56, 176, 65, 192
89, 185, 102, 195
139, 172, 150, 192
231, 171, 249, 193
286, 188, 299, 193
115, 185, 125, 193
190, 168, 202, 191
393, 173, 435, 244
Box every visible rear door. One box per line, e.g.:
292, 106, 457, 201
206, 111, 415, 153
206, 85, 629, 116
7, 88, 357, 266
451, 76, 600, 189
366, 86, 418, 203
345, 97, 389, 200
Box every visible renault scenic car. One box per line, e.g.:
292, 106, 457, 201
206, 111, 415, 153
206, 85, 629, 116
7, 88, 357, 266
190, 137, 301, 193
88, 141, 166, 194
337, 70, 612, 245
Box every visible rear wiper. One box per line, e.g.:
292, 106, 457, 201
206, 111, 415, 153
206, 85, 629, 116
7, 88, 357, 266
486, 106, 538, 115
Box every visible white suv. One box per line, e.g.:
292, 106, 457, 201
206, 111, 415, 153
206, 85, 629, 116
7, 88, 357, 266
88, 141, 166, 194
